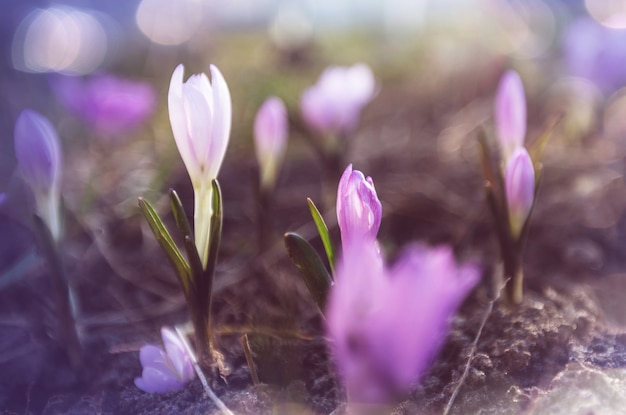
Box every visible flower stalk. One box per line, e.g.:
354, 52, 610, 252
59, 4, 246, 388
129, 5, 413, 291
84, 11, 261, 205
139, 63, 230, 366
14, 109, 81, 367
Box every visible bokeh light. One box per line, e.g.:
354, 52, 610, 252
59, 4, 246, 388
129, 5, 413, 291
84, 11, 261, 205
12, 6, 107, 75
135, 0, 205, 46
585, 0, 626, 29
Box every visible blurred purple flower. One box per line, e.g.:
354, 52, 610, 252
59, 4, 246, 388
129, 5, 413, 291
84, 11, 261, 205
336, 164, 382, 253
14, 109, 62, 240
495, 70, 526, 159
168, 63, 232, 268
53, 74, 156, 135
326, 239, 479, 404
563, 17, 626, 94
135, 327, 195, 394
0, 193, 5, 206
254, 96, 288, 190
505, 147, 535, 238
300, 63, 375, 137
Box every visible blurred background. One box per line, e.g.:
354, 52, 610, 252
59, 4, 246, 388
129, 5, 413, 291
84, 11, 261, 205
2, 0, 626, 273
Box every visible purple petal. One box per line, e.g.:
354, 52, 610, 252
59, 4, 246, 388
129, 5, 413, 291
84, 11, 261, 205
300, 63, 375, 136
336, 164, 382, 251
495, 70, 526, 157
207, 64, 232, 180
254, 96, 288, 188
505, 147, 535, 236
161, 328, 195, 382
326, 239, 479, 404
134, 367, 186, 394
14, 110, 62, 193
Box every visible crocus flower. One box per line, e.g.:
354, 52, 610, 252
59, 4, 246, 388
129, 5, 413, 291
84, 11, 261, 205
254, 96, 288, 190
300, 63, 375, 137
168, 64, 232, 268
495, 70, 527, 159
336, 164, 382, 253
14, 109, 62, 240
135, 327, 195, 394
53, 74, 156, 136
505, 146, 535, 238
326, 239, 479, 404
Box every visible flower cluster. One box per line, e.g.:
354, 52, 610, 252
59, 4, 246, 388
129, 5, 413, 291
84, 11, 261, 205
326, 238, 479, 404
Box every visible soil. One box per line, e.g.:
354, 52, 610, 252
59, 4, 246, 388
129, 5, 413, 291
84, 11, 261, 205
2, 47, 626, 415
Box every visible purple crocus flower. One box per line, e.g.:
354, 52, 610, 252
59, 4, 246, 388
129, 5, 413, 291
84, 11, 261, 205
14, 109, 62, 240
53, 74, 156, 135
495, 70, 527, 160
300, 63, 375, 137
563, 17, 626, 94
336, 164, 382, 253
254, 96, 288, 190
135, 327, 195, 394
505, 146, 535, 238
326, 239, 479, 404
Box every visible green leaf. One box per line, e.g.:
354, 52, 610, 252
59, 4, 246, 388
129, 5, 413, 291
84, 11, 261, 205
528, 115, 560, 174
284, 232, 333, 312
205, 180, 223, 279
307, 198, 336, 274
138, 197, 191, 295
169, 189, 203, 286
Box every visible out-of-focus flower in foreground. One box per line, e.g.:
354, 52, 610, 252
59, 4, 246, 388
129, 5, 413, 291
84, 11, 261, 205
336, 164, 382, 253
495, 70, 527, 159
135, 327, 195, 394
254, 96, 288, 190
0, 193, 5, 206
53, 74, 156, 136
326, 239, 479, 404
14, 109, 62, 240
168, 64, 232, 268
505, 147, 535, 238
300, 63, 375, 137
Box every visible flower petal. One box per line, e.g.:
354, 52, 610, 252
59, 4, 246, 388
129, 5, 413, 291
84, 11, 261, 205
207, 64, 231, 179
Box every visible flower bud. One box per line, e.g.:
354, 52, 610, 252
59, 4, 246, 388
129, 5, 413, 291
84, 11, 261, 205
14, 109, 62, 240
336, 164, 382, 252
168, 64, 232, 267
254, 97, 288, 190
495, 70, 527, 159
505, 147, 535, 237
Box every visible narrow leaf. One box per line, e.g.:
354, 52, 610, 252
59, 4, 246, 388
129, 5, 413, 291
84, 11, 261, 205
138, 197, 191, 294
307, 198, 336, 274
169, 189, 203, 286
204, 180, 223, 280
528, 115, 560, 170
284, 232, 333, 312
477, 128, 498, 191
